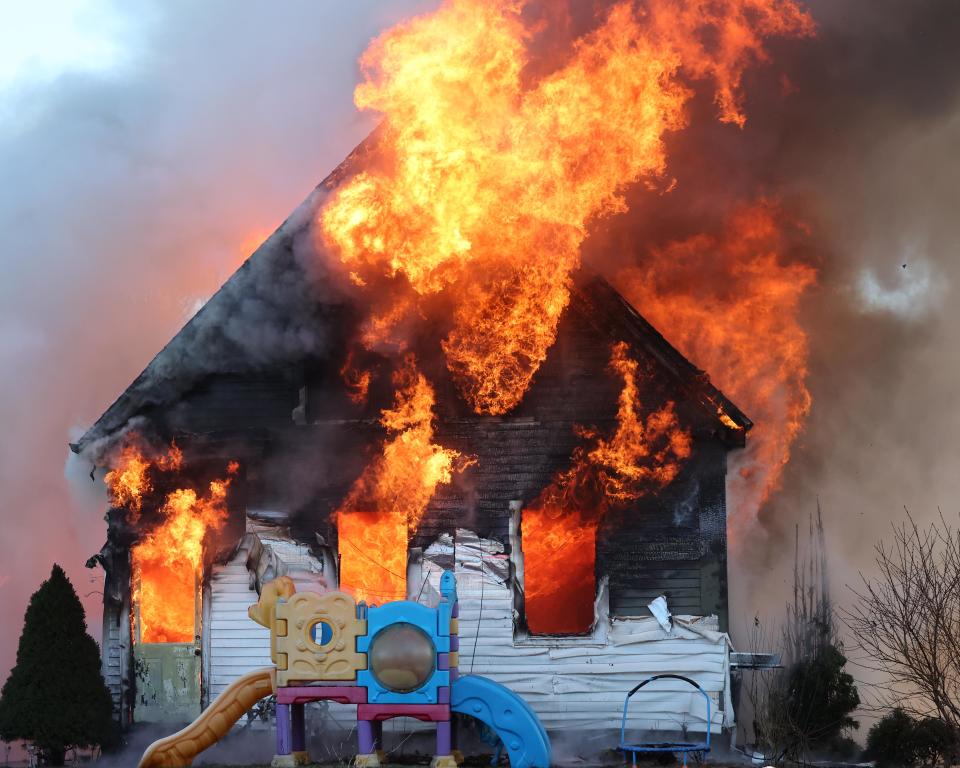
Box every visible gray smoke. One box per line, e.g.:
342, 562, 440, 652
0, 0, 436, 691
722, 0, 960, 646
557, 0, 960, 655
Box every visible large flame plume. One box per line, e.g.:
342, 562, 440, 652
319, 0, 814, 416
319, 0, 815, 626
106, 439, 237, 643
523, 342, 691, 633
617, 201, 816, 535
337, 357, 471, 603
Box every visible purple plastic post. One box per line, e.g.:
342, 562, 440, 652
358, 720, 376, 754
436, 720, 452, 756
276, 703, 292, 756
291, 702, 305, 752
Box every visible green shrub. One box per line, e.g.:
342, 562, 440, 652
784, 643, 860, 752
913, 716, 956, 767
865, 708, 957, 768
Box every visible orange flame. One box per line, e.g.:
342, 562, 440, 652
132, 463, 236, 643
105, 439, 235, 643
320, 0, 812, 416
340, 349, 372, 406
523, 342, 691, 633
337, 358, 471, 603
105, 438, 182, 522
522, 508, 597, 635
537, 342, 691, 514
581, 342, 692, 501
616, 201, 817, 536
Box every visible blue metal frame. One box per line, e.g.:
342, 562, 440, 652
618, 674, 711, 768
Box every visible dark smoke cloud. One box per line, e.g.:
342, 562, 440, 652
556, 0, 960, 726
721, 0, 960, 641
590, 0, 960, 663
0, 0, 436, 691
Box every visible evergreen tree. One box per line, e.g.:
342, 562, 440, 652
0, 564, 114, 765
783, 643, 860, 751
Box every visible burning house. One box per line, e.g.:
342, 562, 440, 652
74, 137, 752, 741
72, 0, 816, 750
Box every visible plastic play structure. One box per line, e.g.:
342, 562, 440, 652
138, 571, 551, 768
618, 674, 711, 767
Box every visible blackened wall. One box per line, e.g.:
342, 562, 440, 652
136, 285, 739, 631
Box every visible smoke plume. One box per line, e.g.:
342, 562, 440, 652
0, 0, 435, 694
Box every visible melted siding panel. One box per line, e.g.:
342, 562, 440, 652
449, 529, 733, 734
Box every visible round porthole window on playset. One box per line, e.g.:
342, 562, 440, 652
309, 619, 334, 646
369, 622, 436, 693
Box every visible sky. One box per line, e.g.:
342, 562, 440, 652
0, 1, 128, 90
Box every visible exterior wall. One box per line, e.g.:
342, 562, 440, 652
91, 278, 742, 729
447, 529, 733, 733
100, 600, 127, 716
200, 527, 733, 738
208, 556, 270, 701
601, 440, 730, 629
206, 524, 331, 700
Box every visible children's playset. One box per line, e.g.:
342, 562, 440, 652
138, 571, 552, 768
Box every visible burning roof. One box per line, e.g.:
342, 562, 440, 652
72, 132, 749, 459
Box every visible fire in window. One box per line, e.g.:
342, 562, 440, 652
511, 501, 598, 637
521, 507, 597, 634
132, 478, 232, 643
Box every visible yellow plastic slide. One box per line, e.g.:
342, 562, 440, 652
138, 667, 275, 768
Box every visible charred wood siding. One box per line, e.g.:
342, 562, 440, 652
448, 530, 733, 732
600, 441, 729, 628
101, 602, 125, 713
138, 283, 735, 629
163, 371, 302, 436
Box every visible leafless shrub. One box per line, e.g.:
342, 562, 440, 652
746, 504, 859, 764
842, 508, 960, 734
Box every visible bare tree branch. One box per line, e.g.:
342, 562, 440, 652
841, 509, 960, 730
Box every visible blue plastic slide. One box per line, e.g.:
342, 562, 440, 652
451, 675, 551, 768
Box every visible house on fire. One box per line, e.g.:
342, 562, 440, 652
74, 137, 754, 743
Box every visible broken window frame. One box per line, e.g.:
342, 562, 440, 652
508, 501, 610, 646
